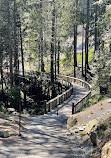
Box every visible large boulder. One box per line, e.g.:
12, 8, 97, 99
67, 116, 78, 130
84, 119, 98, 134
7, 108, 15, 114
101, 141, 111, 158
79, 119, 98, 146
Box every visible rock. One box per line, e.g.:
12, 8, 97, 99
66, 131, 72, 136
7, 108, 15, 113
101, 141, 111, 158
0, 130, 10, 138
74, 129, 79, 133
79, 127, 84, 131
12, 111, 19, 115
108, 99, 111, 103
67, 116, 78, 130
84, 119, 98, 134
70, 130, 76, 134
96, 139, 103, 148
83, 125, 87, 129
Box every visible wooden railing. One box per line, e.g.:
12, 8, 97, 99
58, 75, 92, 114
45, 75, 92, 114
45, 77, 73, 113
3, 71, 91, 115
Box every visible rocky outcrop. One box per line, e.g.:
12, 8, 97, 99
84, 119, 98, 134
67, 116, 77, 130
89, 117, 111, 157
101, 141, 111, 158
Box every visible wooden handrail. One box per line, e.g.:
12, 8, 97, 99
46, 74, 92, 115
58, 75, 92, 114
46, 78, 73, 113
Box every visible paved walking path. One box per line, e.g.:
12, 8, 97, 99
0, 84, 88, 158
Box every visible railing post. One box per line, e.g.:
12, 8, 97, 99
48, 103, 50, 112
75, 103, 76, 113
72, 103, 74, 114
62, 95, 63, 103
44, 100, 47, 114
57, 109, 58, 116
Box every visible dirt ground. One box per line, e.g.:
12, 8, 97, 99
0, 98, 111, 157
71, 98, 111, 129
0, 113, 31, 143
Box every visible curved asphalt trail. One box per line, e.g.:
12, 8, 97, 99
0, 84, 88, 158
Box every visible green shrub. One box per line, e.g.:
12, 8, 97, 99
7, 86, 19, 110
0, 103, 7, 113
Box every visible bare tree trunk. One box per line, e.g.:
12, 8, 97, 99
54, 15, 57, 80
20, 23, 26, 108
94, 2, 98, 53
73, 0, 78, 77
7, 0, 13, 86
38, 43, 41, 71
51, 0, 56, 97
73, 24, 76, 77
51, 0, 55, 83
55, 35, 57, 80
85, 0, 90, 80
82, 25, 84, 77
0, 54, 3, 101
110, 43, 111, 55
13, 0, 19, 85
57, 40, 60, 74
20, 23, 24, 77
40, 0, 44, 72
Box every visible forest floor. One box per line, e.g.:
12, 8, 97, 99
0, 85, 111, 157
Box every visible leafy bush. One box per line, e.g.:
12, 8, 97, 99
0, 102, 7, 113
7, 86, 19, 110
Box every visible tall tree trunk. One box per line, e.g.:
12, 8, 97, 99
73, 24, 76, 77
73, 0, 78, 77
75, 25, 77, 67
38, 43, 41, 71
40, 0, 44, 72
85, 0, 90, 80
13, 0, 19, 85
0, 54, 3, 101
7, 0, 13, 86
94, 2, 98, 53
51, 0, 55, 83
54, 15, 57, 80
55, 34, 57, 80
57, 40, 60, 74
20, 23, 24, 77
51, 0, 56, 97
82, 25, 84, 77
20, 23, 26, 108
